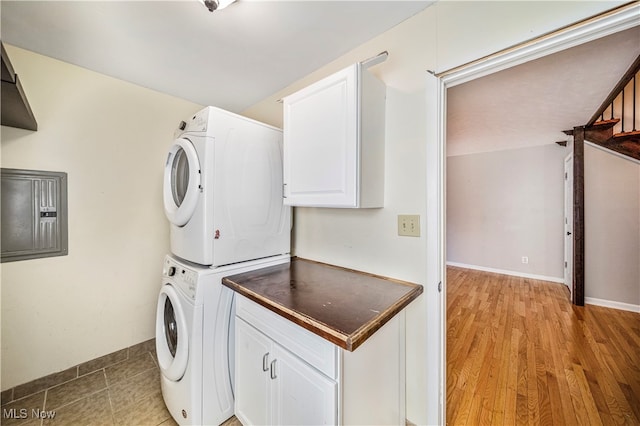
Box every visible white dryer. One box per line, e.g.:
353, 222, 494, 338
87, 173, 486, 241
156, 253, 290, 426
164, 106, 291, 267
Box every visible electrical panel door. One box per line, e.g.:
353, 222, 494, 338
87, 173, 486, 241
1, 168, 68, 262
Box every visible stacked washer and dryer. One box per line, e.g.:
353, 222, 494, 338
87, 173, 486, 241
156, 107, 291, 425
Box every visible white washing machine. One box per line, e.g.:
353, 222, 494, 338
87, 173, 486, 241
163, 106, 291, 267
156, 253, 290, 426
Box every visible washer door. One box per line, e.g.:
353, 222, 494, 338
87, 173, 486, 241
163, 138, 201, 227
156, 284, 189, 381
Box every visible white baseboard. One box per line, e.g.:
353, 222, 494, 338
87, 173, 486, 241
446, 261, 565, 284
585, 297, 640, 313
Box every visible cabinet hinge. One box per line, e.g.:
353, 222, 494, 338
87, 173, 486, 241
283, 183, 287, 198
438, 281, 442, 293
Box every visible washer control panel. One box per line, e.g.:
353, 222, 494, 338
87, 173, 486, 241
163, 256, 198, 300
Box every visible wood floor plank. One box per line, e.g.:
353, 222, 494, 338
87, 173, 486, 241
539, 316, 564, 426
490, 299, 513, 425
544, 303, 578, 426
619, 381, 640, 424
566, 365, 592, 426
515, 321, 529, 425
533, 336, 551, 426
446, 266, 640, 426
573, 363, 604, 426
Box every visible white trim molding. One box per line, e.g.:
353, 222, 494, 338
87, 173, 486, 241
438, 2, 640, 88
425, 71, 446, 426
446, 261, 565, 284
585, 297, 640, 313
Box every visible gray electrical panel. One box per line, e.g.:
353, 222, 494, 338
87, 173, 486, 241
1, 168, 68, 262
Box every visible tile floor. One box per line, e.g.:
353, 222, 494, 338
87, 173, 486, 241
0, 339, 241, 426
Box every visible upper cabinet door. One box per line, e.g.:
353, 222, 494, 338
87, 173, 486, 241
283, 63, 385, 208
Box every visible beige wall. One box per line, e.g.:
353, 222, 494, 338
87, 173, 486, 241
447, 144, 567, 280
585, 144, 640, 306
242, 2, 624, 423
1, 45, 201, 389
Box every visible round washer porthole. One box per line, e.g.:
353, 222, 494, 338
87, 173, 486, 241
163, 138, 200, 227
155, 284, 189, 381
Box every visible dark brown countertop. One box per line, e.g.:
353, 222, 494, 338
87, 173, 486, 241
222, 257, 423, 351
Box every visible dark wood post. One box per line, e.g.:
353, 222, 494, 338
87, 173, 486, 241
573, 127, 585, 306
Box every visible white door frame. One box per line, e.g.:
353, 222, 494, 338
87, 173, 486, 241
425, 4, 639, 424
564, 152, 574, 302
424, 71, 445, 425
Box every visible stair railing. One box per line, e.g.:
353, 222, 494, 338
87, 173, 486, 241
587, 54, 640, 134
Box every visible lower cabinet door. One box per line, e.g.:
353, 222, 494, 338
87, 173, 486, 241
235, 318, 272, 426
236, 315, 338, 425
272, 345, 338, 425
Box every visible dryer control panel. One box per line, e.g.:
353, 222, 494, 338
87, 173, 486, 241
175, 108, 209, 137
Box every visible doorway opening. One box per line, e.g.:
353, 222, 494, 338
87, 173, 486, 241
425, 3, 639, 424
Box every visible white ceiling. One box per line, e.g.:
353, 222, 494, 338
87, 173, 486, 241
1, 0, 433, 113
447, 26, 640, 157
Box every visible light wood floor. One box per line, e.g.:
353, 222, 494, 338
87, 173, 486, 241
446, 266, 640, 426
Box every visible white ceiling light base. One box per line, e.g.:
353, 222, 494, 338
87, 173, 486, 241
199, 0, 236, 12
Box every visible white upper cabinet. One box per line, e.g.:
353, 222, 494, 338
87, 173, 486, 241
283, 63, 386, 208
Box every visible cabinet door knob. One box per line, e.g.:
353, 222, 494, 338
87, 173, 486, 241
262, 352, 270, 372
270, 359, 277, 379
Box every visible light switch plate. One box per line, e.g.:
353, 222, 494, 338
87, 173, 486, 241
398, 214, 420, 237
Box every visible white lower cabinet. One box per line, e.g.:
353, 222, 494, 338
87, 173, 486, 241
234, 294, 404, 426
235, 318, 337, 425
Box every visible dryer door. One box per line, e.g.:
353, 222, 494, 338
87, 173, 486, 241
163, 138, 201, 227
156, 284, 189, 381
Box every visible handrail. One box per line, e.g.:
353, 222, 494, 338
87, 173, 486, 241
586, 54, 640, 127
